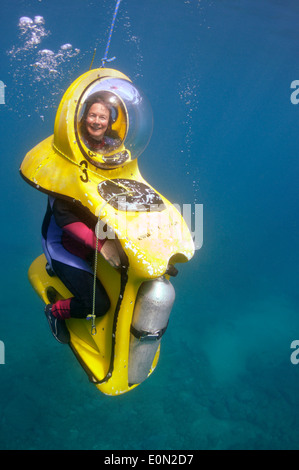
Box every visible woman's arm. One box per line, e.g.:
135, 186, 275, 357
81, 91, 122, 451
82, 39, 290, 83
64, 222, 121, 268
63, 222, 106, 251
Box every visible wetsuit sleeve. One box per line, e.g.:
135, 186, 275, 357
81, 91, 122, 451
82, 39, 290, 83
52, 199, 106, 251
52, 198, 90, 227
63, 222, 106, 252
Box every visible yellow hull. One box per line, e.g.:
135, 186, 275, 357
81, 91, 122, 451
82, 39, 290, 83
29, 254, 160, 396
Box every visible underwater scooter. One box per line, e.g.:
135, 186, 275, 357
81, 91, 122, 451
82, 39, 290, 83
20, 67, 194, 396
20, 0, 195, 396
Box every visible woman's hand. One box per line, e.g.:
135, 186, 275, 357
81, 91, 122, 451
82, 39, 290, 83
100, 240, 121, 268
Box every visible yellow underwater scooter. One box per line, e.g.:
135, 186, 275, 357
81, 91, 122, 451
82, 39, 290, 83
20, 68, 195, 395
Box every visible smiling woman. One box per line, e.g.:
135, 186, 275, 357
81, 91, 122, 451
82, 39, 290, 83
86, 102, 110, 141
79, 92, 121, 154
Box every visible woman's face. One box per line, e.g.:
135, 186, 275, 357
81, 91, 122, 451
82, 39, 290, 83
86, 102, 110, 141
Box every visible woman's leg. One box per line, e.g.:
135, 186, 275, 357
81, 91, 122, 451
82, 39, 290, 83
51, 260, 111, 319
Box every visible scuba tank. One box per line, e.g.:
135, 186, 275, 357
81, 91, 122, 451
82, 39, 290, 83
128, 276, 176, 385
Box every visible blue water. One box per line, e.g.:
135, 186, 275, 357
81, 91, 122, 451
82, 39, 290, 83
0, 0, 299, 450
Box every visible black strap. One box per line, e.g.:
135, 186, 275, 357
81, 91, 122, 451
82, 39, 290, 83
130, 322, 169, 342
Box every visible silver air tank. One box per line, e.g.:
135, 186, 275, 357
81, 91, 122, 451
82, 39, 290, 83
128, 276, 176, 386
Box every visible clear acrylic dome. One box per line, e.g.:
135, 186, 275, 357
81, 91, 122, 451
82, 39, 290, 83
75, 77, 153, 169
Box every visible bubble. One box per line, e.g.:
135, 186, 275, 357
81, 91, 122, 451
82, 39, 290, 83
60, 43, 72, 51
34, 16, 45, 25
28, 32, 41, 46
19, 17, 34, 27
38, 49, 55, 56
120, 10, 143, 80
8, 15, 49, 57
178, 73, 201, 203
7, 15, 81, 116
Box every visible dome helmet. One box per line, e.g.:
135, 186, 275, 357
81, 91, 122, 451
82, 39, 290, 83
75, 77, 153, 170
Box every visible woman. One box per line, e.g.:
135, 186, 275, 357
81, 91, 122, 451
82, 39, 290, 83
80, 91, 121, 153
43, 95, 121, 344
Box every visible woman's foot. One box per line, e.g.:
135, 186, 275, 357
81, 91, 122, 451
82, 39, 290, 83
44, 304, 70, 344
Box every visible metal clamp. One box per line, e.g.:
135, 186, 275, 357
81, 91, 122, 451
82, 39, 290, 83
130, 324, 168, 343
86, 314, 97, 336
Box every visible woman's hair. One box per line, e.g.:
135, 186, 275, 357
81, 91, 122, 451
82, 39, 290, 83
80, 91, 113, 138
